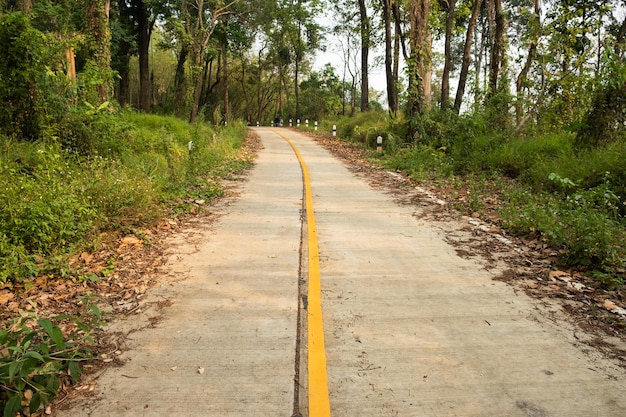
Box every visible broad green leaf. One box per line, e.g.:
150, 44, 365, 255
68, 361, 82, 382
38, 318, 65, 349
3, 393, 22, 417
8, 360, 21, 382
29, 392, 42, 414
23, 351, 44, 362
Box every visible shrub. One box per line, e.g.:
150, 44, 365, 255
1, 301, 103, 417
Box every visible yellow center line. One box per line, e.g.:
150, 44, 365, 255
275, 130, 331, 417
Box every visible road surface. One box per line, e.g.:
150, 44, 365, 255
59, 127, 626, 417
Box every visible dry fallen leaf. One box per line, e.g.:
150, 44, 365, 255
0, 291, 14, 305
549, 270, 571, 281
122, 236, 142, 245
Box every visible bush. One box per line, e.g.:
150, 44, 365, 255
0, 12, 47, 140
1, 301, 103, 416
501, 179, 626, 270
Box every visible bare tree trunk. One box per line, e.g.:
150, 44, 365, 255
453, 0, 483, 113
257, 49, 263, 123
137, 0, 151, 112
383, 0, 397, 114
358, 0, 370, 112
223, 44, 229, 124
174, 45, 188, 116
440, 0, 456, 110
487, 0, 506, 99
515, 0, 540, 126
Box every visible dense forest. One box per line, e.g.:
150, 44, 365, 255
0, 0, 623, 131
1, 1, 626, 415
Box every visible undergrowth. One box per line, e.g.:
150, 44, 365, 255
323, 110, 626, 281
1, 109, 249, 416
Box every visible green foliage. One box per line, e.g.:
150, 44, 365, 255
331, 111, 392, 148
500, 180, 626, 270
383, 144, 453, 181
0, 112, 249, 284
0, 299, 103, 417
0, 12, 47, 139
333, 106, 626, 275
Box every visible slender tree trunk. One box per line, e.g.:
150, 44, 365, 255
487, 0, 506, 99
383, 0, 397, 114
515, 0, 540, 126
358, 0, 370, 112
257, 49, 264, 123
238, 55, 252, 124
136, 0, 151, 112
453, 0, 483, 113
440, 0, 456, 110
223, 44, 229, 124
295, 22, 302, 120
174, 45, 188, 116
392, 0, 405, 111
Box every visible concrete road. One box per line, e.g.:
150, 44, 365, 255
59, 127, 626, 417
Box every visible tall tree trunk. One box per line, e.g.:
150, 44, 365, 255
453, 0, 483, 113
407, 0, 432, 126
383, 0, 397, 114
257, 50, 262, 123
174, 45, 188, 116
295, 56, 301, 120
515, 0, 540, 126
294, 22, 302, 120
440, 0, 456, 110
392, 0, 406, 112
238, 55, 252, 124
223, 43, 229, 124
136, 0, 151, 112
487, 0, 506, 99
358, 0, 370, 112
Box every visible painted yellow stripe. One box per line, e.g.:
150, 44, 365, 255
275, 130, 331, 417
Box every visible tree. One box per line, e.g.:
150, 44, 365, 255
0, 12, 46, 139
84, 0, 112, 104
382, 0, 400, 114
576, 9, 626, 147
179, 0, 237, 123
111, 0, 137, 107
453, 0, 483, 113
407, 0, 432, 130
134, 0, 153, 112
358, 0, 370, 111
514, 0, 541, 128
439, 0, 456, 110
487, 0, 506, 100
